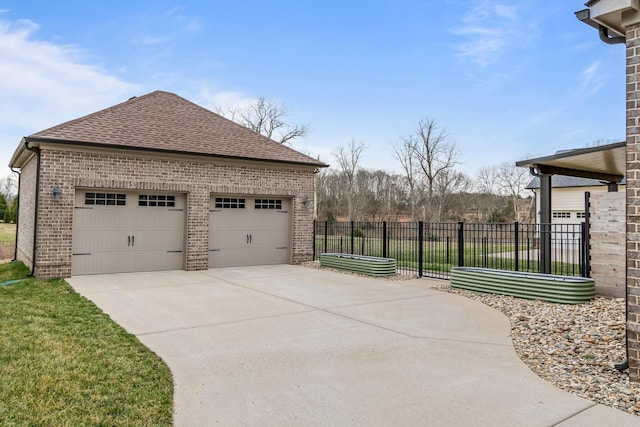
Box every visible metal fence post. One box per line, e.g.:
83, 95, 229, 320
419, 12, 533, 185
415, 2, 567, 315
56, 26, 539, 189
350, 221, 355, 254
383, 221, 388, 258
313, 220, 316, 260
324, 221, 328, 254
418, 221, 424, 278
457, 221, 464, 267
514, 221, 519, 272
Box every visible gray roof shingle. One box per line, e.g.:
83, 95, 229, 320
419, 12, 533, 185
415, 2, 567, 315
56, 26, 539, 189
526, 175, 627, 189
26, 90, 326, 167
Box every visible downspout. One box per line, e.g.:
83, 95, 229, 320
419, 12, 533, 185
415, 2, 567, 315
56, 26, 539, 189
599, 25, 626, 45
10, 166, 20, 262
25, 140, 40, 277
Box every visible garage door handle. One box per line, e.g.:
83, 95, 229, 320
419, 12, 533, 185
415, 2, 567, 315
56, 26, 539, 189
128, 236, 131, 246
132, 235, 135, 246
249, 234, 252, 244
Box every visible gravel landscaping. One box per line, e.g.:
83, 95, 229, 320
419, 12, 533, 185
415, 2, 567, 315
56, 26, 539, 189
434, 282, 640, 416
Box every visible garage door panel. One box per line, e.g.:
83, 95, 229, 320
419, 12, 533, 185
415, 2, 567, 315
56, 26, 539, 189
209, 229, 251, 250
209, 248, 247, 268
257, 211, 290, 228
72, 190, 185, 275
249, 230, 288, 249
132, 209, 185, 230
134, 251, 184, 271
73, 231, 130, 253
72, 253, 134, 276
131, 230, 185, 251
209, 196, 291, 268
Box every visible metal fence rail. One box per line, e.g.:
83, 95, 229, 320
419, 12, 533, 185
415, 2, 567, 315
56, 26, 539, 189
313, 221, 589, 280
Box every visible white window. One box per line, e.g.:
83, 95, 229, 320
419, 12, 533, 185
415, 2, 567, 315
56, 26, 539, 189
255, 199, 282, 210
138, 195, 175, 207
215, 197, 245, 209
85, 192, 126, 206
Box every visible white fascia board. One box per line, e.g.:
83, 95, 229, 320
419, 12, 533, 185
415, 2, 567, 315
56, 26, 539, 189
590, 0, 640, 35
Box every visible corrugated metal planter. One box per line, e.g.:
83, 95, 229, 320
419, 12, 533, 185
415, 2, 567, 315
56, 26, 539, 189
450, 267, 595, 304
320, 253, 396, 276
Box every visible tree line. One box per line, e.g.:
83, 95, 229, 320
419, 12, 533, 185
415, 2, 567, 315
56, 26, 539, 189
0, 175, 17, 223
316, 119, 533, 223
218, 99, 533, 223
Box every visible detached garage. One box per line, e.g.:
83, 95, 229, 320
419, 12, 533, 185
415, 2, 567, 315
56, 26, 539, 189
9, 90, 326, 278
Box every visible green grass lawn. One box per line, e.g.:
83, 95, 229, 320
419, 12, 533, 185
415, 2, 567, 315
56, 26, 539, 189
0, 223, 16, 245
316, 235, 583, 276
0, 261, 173, 426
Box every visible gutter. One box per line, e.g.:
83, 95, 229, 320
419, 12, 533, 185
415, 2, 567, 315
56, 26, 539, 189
10, 166, 20, 262
24, 140, 39, 277
598, 25, 625, 45
575, 8, 626, 45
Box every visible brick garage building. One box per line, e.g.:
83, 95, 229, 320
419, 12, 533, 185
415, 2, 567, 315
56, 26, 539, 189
8, 90, 326, 278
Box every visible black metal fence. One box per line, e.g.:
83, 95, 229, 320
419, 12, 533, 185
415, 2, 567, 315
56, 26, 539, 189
313, 221, 589, 279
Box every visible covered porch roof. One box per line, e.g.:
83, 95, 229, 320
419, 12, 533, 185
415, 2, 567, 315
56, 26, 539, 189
515, 141, 626, 183
515, 141, 625, 275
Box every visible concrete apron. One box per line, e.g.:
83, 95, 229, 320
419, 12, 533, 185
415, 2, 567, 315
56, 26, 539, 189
68, 265, 639, 426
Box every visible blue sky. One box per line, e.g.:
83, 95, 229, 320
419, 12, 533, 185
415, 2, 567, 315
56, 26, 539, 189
0, 1, 626, 179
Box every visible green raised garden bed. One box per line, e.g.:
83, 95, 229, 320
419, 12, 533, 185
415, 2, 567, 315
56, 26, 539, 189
320, 253, 396, 276
450, 267, 595, 304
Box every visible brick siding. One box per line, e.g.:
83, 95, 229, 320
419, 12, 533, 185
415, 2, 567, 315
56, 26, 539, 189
627, 23, 640, 382
18, 146, 316, 278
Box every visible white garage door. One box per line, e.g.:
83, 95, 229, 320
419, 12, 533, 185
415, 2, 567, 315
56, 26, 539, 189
209, 196, 291, 268
72, 190, 185, 275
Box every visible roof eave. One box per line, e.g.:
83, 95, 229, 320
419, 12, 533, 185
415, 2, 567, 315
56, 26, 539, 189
8, 137, 34, 169
24, 136, 329, 168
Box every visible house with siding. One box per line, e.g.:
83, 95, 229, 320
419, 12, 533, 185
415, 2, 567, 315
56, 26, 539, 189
526, 175, 626, 224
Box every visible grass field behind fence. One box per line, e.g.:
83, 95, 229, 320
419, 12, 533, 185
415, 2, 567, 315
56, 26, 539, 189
315, 235, 583, 277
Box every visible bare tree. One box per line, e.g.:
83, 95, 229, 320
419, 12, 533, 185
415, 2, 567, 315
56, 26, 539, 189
476, 165, 499, 194
0, 174, 17, 204
393, 135, 421, 220
412, 118, 459, 197
218, 97, 309, 144
333, 140, 367, 221
433, 169, 471, 221
315, 169, 344, 220
496, 161, 531, 221
401, 118, 459, 220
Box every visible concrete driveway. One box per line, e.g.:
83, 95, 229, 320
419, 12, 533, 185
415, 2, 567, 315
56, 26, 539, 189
68, 265, 638, 426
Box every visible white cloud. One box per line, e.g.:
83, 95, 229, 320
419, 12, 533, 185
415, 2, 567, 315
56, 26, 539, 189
131, 35, 169, 45
451, 1, 527, 67
578, 61, 605, 96
0, 19, 138, 128
196, 86, 258, 115
0, 17, 138, 172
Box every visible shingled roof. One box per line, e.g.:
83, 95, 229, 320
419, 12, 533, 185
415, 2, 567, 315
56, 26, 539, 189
526, 175, 627, 189
18, 90, 326, 167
